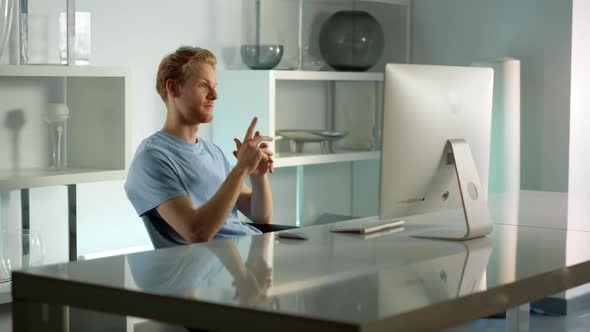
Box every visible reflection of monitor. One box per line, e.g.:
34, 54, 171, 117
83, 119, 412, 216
379, 64, 494, 240
378, 236, 492, 314
268, 236, 492, 320
416, 236, 492, 300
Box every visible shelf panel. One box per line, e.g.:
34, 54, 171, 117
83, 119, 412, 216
274, 151, 380, 168
0, 65, 130, 77
362, 0, 410, 5
272, 70, 384, 82
318, 0, 410, 6
0, 168, 127, 190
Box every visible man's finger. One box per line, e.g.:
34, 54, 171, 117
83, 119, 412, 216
244, 117, 258, 142
257, 152, 268, 163
259, 143, 268, 149
261, 148, 274, 156
232, 151, 237, 158
234, 138, 242, 150
267, 155, 274, 174
251, 135, 273, 145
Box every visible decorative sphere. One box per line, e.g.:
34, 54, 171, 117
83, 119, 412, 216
319, 11, 384, 71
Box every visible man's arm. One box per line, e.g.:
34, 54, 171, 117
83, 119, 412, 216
157, 165, 250, 243
158, 127, 272, 243
233, 119, 274, 224
237, 174, 273, 224
206, 239, 271, 306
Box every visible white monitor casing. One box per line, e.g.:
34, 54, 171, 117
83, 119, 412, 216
380, 64, 494, 240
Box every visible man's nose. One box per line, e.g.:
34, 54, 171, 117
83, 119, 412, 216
208, 89, 217, 100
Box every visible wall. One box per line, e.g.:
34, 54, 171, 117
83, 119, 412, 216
412, 0, 573, 192
567, 0, 590, 232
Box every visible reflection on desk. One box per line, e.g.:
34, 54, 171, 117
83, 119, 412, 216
126, 229, 491, 322
128, 235, 273, 307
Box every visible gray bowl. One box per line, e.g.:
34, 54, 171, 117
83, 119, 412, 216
241, 44, 284, 70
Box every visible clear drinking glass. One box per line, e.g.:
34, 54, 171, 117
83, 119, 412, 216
0, 229, 45, 283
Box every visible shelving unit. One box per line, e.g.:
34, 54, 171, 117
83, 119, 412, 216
213, 70, 383, 160
0, 65, 131, 185
215, 0, 410, 225
213, 69, 384, 226
0, 65, 130, 301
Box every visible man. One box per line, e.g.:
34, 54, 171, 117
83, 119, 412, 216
125, 46, 274, 244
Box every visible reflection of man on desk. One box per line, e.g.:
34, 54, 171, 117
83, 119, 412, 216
125, 46, 276, 245
127, 234, 273, 307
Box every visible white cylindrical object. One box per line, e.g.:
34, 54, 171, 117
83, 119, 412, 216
44, 103, 70, 170
45, 102, 70, 122
473, 58, 520, 280
472, 58, 521, 195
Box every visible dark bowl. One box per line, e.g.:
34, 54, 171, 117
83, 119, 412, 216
240, 44, 284, 70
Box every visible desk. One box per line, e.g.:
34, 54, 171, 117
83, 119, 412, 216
488, 190, 570, 230
11, 218, 590, 332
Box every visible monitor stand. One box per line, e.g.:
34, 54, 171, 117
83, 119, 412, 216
413, 139, 493, 241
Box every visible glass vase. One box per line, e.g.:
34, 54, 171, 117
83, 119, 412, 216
0, 229, 45, 283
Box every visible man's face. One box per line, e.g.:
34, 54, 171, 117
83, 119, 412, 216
174, 62, 218, 125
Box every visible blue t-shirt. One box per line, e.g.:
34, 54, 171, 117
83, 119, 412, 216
124, 131, 261, 243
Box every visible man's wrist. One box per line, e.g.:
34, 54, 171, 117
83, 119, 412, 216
249, 173, 268, 184
232, 165, 250, 179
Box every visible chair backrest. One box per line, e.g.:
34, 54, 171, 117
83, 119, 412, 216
141, 215, 182, 249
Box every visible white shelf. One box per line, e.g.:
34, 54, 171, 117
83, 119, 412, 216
272, 70, 384, 82
0, 65, 130, 77
362, 0, 410, 5
274, 151, 380, 168
0, 168, 127, 191
0, 282, 10, 305
320, 0, 410, 6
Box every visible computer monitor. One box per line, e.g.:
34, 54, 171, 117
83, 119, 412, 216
379, 64, 494, 240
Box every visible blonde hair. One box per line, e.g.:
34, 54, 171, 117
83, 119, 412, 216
156, 46, 217, 102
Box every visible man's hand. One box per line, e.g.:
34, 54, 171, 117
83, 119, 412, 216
234, 269, 272, 306
232, 117, 274, 176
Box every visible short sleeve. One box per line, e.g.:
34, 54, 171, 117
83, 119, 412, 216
124, 149, 187, 216
212, 143, 233, 176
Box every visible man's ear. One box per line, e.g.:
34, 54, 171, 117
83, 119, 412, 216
165, 79, 179, 99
